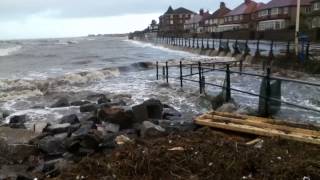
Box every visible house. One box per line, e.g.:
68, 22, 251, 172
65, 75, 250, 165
203, 2, 231, 33
218, 0, 263, 32
256, 0, 312, 31
184, 9, 210, 33
310, 0, 320, 28
159, 6, 196, 34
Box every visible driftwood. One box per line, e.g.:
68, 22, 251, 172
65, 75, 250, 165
195, 111, 320, 145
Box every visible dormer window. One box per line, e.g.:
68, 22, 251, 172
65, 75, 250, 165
258, 10, 268, 17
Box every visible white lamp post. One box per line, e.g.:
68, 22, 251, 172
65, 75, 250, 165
295, 0, 301, 55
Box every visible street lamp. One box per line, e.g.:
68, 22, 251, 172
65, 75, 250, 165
295, 0, 301, 55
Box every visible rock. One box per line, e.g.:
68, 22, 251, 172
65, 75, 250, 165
97, 94, 111, 104
50, 97, 70, 108
79, 132, 101, 150
162, 105, 182, 120
9, 115, 27, 128
210, 93, 225, 110
1, 110, 10, 119
97, 122, 120, 134
217, 103, 237, 113
158, 120, 196, 133
80, 103, 99, 113
70, 100, 91, 106
38, 136, 66, 155
72, 121, 95, 138
99, 133, 117, 149
45, 123, 71, 134
60, 114, 79, 124
98, 106, 134, 129
34, 158, 71, 177
0, 139, 36, 162
140, 121, 166, 138
132, 103, 149, 123
143, 99, 163, 119
54, 133, 69, 139
33, 122, 48, 133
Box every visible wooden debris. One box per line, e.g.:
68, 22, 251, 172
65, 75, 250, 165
195, 111, 320, 145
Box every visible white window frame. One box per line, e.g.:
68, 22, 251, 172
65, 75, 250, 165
271, 8, 279, 15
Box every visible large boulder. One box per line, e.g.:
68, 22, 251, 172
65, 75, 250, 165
143, 99, 163, 119
0, 165, 33, 180
98, 106, 134, 129
162, 105, 182, 120
45, 123, 71, 134
132, 103, 149, 123
50, 97, 70, 108
38, 136, 66, 155
60, 114, 79, 125
97, 94, 111, 104
9, 115, 27, 129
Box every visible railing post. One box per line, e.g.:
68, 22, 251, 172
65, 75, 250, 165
269, 40, 274, 58
207, 38, 209, 49
239, 60, 243, 75
156, 61, 159, 80
162, 66, 165, 79
190, 64, 193, 75
197, 38, 199, 49
244, 40, 249, 56
201, 38, 204, 49
306, 41, 310, 60
189, 38, 191, 48
180, 61, 183, 88
202, 76, 206, 94
165, 61, 169, 83
198, 62, 202, 94
212, 39, 215, 50
286, 41, 290, 56
192, 37, 195, 48
226, 64, 231, 102
264, 68, 271, 117
255, 39, 260, 56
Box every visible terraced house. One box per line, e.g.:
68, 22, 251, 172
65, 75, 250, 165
256, 0, 312, 31
184, 9, 210, 33
311, 0, 320, 28
159, 6, 195, 34
203, 2, 231, 33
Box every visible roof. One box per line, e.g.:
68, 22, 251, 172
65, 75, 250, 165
164, 6, 195, 15
225, 0, 260, 16
259, 0, 312, 10
210, 6, 231, 19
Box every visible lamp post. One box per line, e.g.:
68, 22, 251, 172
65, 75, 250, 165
295, 0, 301, 55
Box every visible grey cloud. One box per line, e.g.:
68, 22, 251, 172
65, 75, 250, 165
0, 0, 268, 20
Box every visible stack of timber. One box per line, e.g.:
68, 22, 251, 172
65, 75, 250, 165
195, 111, 320, 145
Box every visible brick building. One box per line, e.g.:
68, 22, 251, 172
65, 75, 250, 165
310, 0, 320, 28
256, 0, 312, 31
203, 2, 231, 33
159, 6, 196, 35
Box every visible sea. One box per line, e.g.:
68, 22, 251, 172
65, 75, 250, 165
0, 36, 319, 128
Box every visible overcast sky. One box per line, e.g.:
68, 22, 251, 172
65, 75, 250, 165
0, 0, 269, 40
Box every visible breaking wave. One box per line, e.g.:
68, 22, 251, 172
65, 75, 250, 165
0, 62, 154, 101
0, 45, 22, 56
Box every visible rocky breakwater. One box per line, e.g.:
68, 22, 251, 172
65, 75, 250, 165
0, 94, 195, 179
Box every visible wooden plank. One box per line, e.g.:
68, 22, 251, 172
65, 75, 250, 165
195, 119, 320, 145
200, 115, 320, 137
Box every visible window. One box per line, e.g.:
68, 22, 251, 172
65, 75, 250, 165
258, 20, 287, 31
234, 16, 239, 21
170, 15, 173, 19
258, 10, 268, 17
271, 8, 279, 15
228, 16, 232, 21
170, 20, 173, 25
314, 2, 320, 11
283, 7, 289, 14
179, 14, 183, 18
240, 15, 243, 20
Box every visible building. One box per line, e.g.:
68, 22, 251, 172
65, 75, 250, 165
256, 0, 312, 31
184, 9, 210, 33
310, 0, 320, 28
159, 6, 196, 34
148, 20, 159, 32
203, 2, 231, 33
218, 0, 263, 32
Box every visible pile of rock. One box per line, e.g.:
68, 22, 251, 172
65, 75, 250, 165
0, 96, 194, 179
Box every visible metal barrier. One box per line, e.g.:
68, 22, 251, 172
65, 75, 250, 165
156, 61, 320, 117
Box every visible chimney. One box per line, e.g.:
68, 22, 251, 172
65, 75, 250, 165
245, 0, 251, 4
220, 2, 226, 8
199, 9, 204, 16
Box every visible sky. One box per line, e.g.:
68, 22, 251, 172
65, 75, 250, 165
0, 0, 269, 40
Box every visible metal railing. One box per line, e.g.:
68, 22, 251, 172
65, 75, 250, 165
155, 61, 320, 117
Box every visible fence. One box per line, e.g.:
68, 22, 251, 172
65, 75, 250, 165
142, 36, 320, 61
155, 60, 320, 117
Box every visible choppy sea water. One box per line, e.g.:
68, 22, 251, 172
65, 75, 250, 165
0, 36, 319, 127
